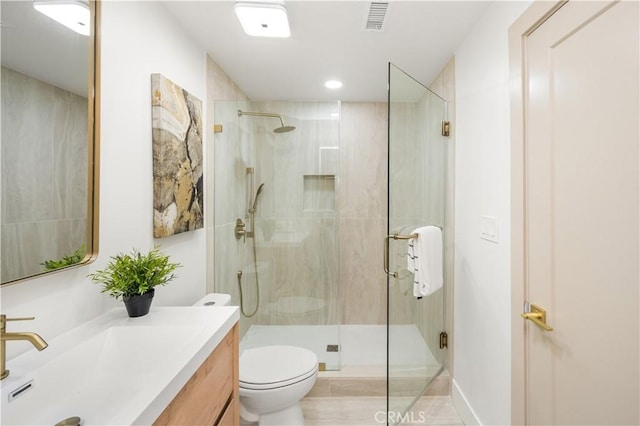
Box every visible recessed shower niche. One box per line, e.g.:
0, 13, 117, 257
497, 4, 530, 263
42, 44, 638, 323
303, 175, 335, 212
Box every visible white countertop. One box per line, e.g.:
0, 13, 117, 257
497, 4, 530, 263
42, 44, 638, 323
1, 306, 239, 425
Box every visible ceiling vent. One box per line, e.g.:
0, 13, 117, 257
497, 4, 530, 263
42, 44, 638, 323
364, 2, 389, 32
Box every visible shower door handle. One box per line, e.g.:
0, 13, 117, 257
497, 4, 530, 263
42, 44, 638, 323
383, 235, 398, 278
383, 233, 418, 278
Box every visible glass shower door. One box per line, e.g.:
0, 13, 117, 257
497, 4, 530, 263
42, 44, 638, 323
386, 63, 447, 422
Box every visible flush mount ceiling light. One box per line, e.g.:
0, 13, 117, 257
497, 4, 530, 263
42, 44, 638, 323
235, 1, 290, 38
324, 80, 343, 89
33, 0, 90, 36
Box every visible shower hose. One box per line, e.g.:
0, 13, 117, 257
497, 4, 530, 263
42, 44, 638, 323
237, 212, 260, 317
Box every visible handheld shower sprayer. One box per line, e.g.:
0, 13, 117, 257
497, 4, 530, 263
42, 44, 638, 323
250, 183, 265, 214
237, 182, 265, 318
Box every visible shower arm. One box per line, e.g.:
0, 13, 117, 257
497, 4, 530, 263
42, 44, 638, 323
237, 110, 286, 128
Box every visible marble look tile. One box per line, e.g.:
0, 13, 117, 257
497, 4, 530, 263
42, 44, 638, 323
208, 55, 249, 102
329, 378, 387, 397
2, 67, 57, 223
307, 378, 332, 397
302, 396, 462, 425
339, 218, 387, 324
206, 227, 215, 294
269, 218, 339, 325
339, 102, 388, 220
54, 219, 86, 256
205, 56, 216, 231
52, 88, 88, 220
301, 396, 386, 426
400, 396, 463, 426
213, 99, 254, 227
424, 374, 450, 397
1, 221, 57, 282
251, 101, 340, 220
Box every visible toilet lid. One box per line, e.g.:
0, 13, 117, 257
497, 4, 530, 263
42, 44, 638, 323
239, 345, 318, 389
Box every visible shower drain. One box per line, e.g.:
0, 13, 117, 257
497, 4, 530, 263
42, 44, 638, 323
326, 344, 339, 352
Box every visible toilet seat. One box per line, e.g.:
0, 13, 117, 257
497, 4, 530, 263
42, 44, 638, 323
239, 345, 318, 391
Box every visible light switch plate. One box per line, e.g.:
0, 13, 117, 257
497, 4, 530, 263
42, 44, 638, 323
481, 216, 498, 243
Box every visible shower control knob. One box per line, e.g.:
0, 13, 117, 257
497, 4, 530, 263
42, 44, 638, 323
235, 218, 247, 242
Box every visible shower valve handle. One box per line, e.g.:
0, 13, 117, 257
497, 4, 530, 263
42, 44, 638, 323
234, 218, 246, 242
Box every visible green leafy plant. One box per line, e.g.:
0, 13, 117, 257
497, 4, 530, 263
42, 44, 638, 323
88, 247, 181, 300
42, 245, 86, 271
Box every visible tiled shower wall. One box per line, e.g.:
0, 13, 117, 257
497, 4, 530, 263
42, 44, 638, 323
1, 67, 88, 282
339, 102, 388, 325
251, 101, 341, 327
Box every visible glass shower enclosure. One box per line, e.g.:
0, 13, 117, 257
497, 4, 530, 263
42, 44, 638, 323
212, 64, 448, 423
386, 63, 447, 422
213, 100, 342, 370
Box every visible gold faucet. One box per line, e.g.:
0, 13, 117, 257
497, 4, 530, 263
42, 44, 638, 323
1, 314, 48, 380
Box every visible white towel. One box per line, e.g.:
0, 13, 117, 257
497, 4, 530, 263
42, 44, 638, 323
407, 226, 443, 298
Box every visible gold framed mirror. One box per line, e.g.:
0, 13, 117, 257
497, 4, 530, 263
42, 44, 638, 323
1, 0, 100, 285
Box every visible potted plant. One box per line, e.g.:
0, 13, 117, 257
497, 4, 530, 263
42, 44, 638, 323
88, 247, 181, 317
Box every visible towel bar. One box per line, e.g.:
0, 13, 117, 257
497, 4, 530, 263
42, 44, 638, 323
390, 233, 419, 241
383, 233, 418, 277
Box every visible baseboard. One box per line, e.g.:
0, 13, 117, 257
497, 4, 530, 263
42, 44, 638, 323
451, 378, 481, 425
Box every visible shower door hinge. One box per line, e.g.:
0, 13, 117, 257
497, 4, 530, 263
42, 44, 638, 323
439, 331, 448, 349
441, 121, 450, 137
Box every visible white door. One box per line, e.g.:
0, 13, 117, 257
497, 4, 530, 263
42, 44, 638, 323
519, 1, 639, 424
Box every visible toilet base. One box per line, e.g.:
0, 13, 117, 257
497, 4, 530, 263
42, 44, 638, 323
241, 403, 304, 426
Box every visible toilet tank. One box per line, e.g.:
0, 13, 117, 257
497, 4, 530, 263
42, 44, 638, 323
193, 293, 231, 307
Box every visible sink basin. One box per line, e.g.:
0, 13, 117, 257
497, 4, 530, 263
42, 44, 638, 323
1, 306, 239, 425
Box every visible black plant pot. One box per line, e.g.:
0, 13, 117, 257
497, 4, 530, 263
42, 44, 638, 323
123, 289, 155, 318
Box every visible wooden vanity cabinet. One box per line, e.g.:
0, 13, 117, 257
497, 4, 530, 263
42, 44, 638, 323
154, 324, 239, 426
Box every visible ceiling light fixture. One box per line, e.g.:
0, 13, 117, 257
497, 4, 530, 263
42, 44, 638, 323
235, 1, 290, 38
325, 80, 343, 89
33, 0, 90, 36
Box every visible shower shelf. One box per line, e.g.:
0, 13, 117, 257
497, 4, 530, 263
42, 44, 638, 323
302, 174, 335, 212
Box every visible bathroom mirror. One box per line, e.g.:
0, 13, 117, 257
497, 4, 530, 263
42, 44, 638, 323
1, 0, 100, 285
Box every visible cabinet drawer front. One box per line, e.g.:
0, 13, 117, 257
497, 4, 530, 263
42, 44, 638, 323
217, 398, 237, 426
154, 330, 235, 425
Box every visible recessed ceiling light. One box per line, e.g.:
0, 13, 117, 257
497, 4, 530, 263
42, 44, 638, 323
235, 1, 290, 38
325, 80, 343, 89
33, 0, 90, 36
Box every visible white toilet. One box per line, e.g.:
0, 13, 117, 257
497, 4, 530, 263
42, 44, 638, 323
239, 345, 318, 425
193, 294, 318, 425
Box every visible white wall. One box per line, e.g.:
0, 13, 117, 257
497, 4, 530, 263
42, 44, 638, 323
452, 1, 532, 425
1, 1, 207, 359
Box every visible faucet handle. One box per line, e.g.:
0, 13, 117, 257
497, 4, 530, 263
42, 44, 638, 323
0, 315, 36, 322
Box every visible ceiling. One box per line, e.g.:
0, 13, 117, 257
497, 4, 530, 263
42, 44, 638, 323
164, 1, 490, 102
1, 1, 89, 97
0, 1, 489, 102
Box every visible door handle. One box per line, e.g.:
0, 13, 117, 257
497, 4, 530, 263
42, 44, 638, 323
383, 233, 419, 278
521, 304, 553, 331
383, 235, 398, 278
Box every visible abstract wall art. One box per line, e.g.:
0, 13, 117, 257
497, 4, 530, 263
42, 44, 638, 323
151, 74, 203, 238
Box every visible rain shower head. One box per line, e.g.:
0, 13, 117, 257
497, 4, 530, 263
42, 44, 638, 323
237, 109, 296, 133
274, 125, 296, 133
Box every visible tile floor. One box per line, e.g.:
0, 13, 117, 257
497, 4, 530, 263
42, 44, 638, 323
301, 396, 464, 426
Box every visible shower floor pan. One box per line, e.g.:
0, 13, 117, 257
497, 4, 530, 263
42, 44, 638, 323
240, 324, 442, 397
